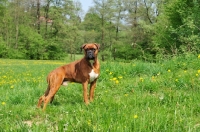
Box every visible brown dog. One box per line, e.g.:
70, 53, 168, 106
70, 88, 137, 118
37, 43, 100, 110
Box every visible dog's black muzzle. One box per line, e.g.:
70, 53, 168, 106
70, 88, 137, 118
86, 50, 95, 60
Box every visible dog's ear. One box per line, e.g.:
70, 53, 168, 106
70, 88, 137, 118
80, 44, 87, 51
94, 43, 100, 51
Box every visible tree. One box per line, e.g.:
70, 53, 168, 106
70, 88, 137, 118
88, 0, 116, 61
37, 0, 40, 34
113, 0, 125, 41
153, 0, 200, 56
2, 0, 198, 61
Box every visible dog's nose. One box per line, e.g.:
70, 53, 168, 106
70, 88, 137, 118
87, 50, 94, 59
87, 50, 93, 55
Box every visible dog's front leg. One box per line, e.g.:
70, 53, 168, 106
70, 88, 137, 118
89, 79, 97, 102
82, 82, 89, 105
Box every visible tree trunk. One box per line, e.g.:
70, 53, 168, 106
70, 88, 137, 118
144, 0, 153, 24
101, 15, 105, 61
15, 0, 19, 49
115, 8, 121, 41
133, 1, 138, 28
45, 0, 50, 38
37, 0, 40, 34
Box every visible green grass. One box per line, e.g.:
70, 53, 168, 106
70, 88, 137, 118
0, 54, 200, 131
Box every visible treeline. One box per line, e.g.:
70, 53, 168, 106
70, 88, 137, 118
0, 0, 199, 61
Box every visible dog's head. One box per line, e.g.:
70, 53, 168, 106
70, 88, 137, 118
81, 43, 100, 60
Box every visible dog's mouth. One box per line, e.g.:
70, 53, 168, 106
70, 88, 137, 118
86, 50, 95, 60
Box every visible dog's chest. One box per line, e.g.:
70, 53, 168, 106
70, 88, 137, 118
89, 69, 99, 82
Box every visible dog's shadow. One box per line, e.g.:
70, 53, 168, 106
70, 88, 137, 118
50, 93, 83, 106
51, 100, 80, 106
50, 101, 61, 106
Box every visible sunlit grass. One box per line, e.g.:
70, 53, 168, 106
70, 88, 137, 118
0, 54, 200, 131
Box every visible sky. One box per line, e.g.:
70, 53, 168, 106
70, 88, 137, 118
79, 0, 93, 13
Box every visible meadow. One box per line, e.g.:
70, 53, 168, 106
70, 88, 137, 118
0, 54, 200, 132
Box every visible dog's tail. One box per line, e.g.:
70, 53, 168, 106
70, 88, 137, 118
46, 72, 57, 92
44, 74, 52, 96
45, 72, 61, 103
44, 85, 50, 96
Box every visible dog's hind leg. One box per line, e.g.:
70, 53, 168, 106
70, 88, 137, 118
46, 87, 55, 104
42, 86, 60, 111
50, 95, 55, 103
42, 75, 63, 111
37, 86, 50, 108
37, 96, 44, 108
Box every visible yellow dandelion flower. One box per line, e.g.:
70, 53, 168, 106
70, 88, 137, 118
198, 70, 200, 73
134, 115, 138, 119
198, 54, 200, 59
151, 76, 156, 81
168, 69, 171, 72
93, 126, 97, 130
10, 85, 14, 89
118, 76, 123, 79
175, 79, 178, 82
113, 78, 117, 81
115, 80, 119, 84
109, 72, 113, 75
87, 120, 91, 126
2, 102, 6, 105
140, 78, 144, 82
196, 74, 199, 77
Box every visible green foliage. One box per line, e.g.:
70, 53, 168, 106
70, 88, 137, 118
0, 0, 200, 61
153, 0, 200, 55
114, 43, 143, 60
45, 42, 66, 60
0, 0, 83, 60
82, 13, 101, 32
18, 26, 44, 59
0, 0, 6, 17
0, 37, 7, 58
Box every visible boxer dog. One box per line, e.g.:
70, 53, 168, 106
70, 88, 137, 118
37, 43, 100, 110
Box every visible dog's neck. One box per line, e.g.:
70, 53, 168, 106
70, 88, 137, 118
84, 57, 97, 68
89, 59, 95, 67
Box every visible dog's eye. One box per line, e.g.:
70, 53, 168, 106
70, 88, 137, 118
86, 48, 96, 51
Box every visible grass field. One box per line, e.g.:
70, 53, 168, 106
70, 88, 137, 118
0, 54, 200, 132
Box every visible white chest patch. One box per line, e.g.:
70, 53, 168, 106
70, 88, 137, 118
89, 69, 99, 82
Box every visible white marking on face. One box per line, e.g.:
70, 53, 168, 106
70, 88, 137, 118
89, 69, 99, 82
62, 81, 69, 86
